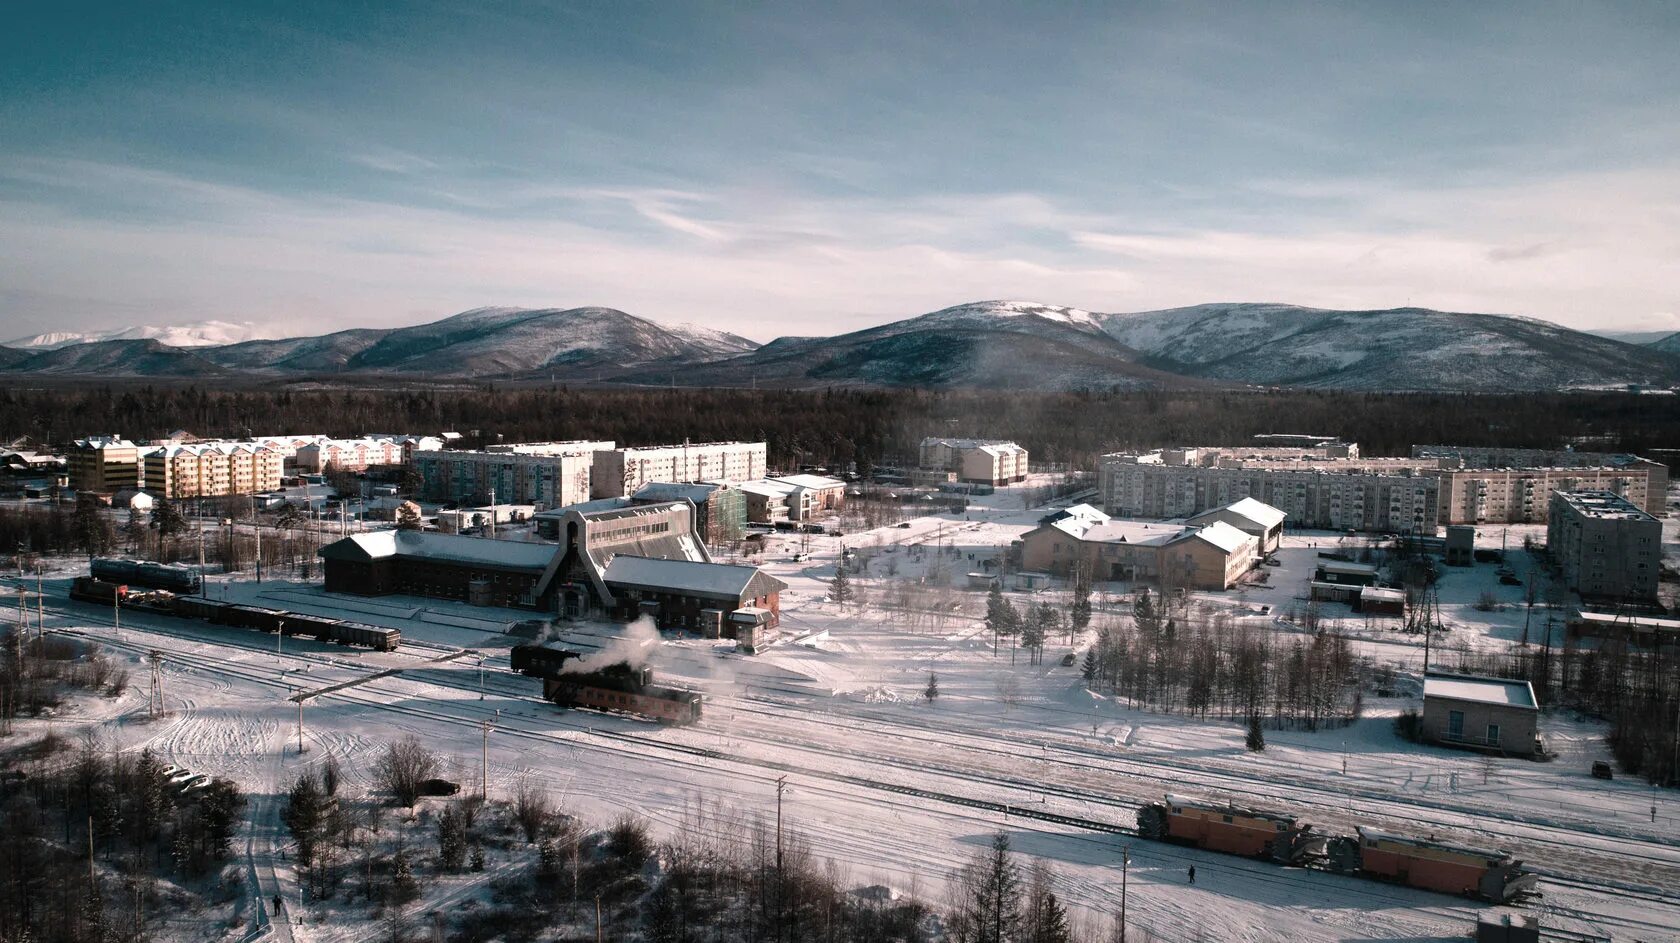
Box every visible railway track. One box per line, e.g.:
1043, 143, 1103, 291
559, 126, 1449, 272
42, 603, 1678, 940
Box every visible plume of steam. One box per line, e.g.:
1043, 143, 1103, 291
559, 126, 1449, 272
559, 616, 662, 675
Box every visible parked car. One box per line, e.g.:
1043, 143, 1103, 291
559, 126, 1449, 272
1060, 652, 1078, 667
1591, 761, 1614, 780
419, 778, 461, 797
896, 522, 913, 528
1264, 557, 1282, 567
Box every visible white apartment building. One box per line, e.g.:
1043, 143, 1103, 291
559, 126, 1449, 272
413, 442, 613, 509
294, 437, 408, 473
591, 442, 767, 498
918, 437, 1029, 485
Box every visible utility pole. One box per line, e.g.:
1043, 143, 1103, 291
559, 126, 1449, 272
775, 775, 788, 943
488, 488, 496, 539
479, 655, 486, 700
197, 522, 206, 597
1120, 845, 1128, 943
297, 696, 306, 754
35, 568, 43, 642
148, 652, 165, 719
594, 894, 602, 943
480, 720, 491, 801
113, 588, 121, 640
277, 619, 284, 661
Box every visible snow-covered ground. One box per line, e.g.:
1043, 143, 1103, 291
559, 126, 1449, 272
12, 479, 1680, 942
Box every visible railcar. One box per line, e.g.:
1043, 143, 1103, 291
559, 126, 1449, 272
69, 576, 128, 605
1326, 827, 1538, 903
540, 664, 702, 724
90, 558, 201, 594
1134, 795, 1539, 904
330, 620, 401, 651
1137, 794, 1324, 863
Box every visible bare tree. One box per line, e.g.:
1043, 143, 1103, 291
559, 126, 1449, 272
512, 776, 551, 843
375, 737, 439, 807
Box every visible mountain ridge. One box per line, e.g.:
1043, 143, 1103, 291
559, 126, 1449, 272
1, 301, 1674, 392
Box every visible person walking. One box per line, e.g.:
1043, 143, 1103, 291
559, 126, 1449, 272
272, 894, 282, 916
1187, 866, 1196, 885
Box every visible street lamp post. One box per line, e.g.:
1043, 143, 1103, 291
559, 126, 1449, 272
1120, 845, 1128, 943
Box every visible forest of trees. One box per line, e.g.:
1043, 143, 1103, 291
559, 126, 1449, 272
0, 632, 247, 943
3, 385, 1677, 473
1080, 589, 1363, 731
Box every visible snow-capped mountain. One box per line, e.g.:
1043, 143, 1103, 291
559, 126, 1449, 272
0, 300, 1672, 391
5, 320, 278, 349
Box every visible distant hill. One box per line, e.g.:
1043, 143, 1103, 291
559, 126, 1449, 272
1096, 303, 1680, 391
667, 301, 1205, 391
4, 319, 275, 349
1, 300, 1673, 392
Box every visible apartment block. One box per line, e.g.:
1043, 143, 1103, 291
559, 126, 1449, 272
142, 442, 285, 498
1545, 490, 1661, 603
918, 437, 1029, 485
413, 442, 612, 509
591, 442, 767, 498
294, 437, 408, 473
67, 437, 145, 493
1100, 452, 1439, 534
1416, 445, 1667, 519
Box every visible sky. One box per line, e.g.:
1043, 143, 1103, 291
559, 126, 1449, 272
2, 1, 1678, 342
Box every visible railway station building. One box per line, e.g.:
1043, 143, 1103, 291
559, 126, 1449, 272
319, 499, 787, 635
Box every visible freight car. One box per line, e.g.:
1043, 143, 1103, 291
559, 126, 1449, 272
1135, 795, 1538, 904
64, 580, 400, 651
1137, 794, 1324, 863
90, 558, 201, 594
1326, 827, 1538, 903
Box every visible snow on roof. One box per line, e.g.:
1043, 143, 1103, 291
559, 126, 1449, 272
1574, 611, 1680, 631
770, 473, 844, 490
321, 530, 557, 570
1163, 794, 1297, 824
738, 480, 795, 498
1180, 520, 1254, 554
632, 481, 724, 504
1359, 586, 1406, 602
1355, 826, 1513, 862
603, 555, 784, 600
1423, 673, 1537, 710
1216, 497, 1287, 529
1317, 560, 1378, 575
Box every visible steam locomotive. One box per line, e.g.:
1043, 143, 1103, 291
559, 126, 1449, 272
510, 643, 702, 724
1137, 794, 1538, 903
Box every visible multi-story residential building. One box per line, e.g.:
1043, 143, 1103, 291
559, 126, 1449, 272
918, 438, 1029, 485
591, 442, 767, 498
67, 437, 145, 493
1415, 445, 1667, 519
1545, 490, 1662, 603
1099, 442, 1670, 532
1100, 452, 1440, 534
294, 437, 408, 473
413, 442, 613, 509
142, 442, 285, 498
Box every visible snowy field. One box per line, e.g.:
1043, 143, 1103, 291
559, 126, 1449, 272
11, 479, 1680, 942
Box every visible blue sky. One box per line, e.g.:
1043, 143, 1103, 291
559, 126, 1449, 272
2, 1, 1677, 340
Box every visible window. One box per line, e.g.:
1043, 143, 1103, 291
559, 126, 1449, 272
1486, 723, 1500, 745
1447, 710, 1464, 738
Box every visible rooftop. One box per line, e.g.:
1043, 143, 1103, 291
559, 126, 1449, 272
770, 473, 845, 490
1552, 489, 1658, 523
318, 530, 557, 570
1423, 673, 1538, 710
1189, 497, 1287, 530
602, 555, 785, 599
